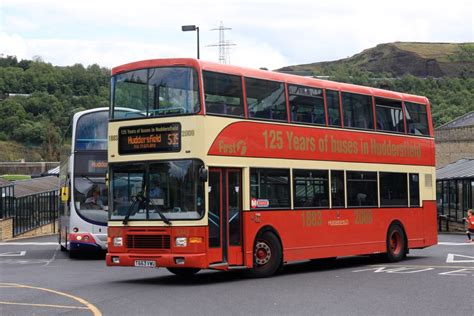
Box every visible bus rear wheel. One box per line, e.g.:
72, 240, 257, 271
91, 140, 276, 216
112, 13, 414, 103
386, 224, 407, 262
248, 232, 282, 278
166, 268, 200, 277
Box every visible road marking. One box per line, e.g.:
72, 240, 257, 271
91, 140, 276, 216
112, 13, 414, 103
0, 242, 58, 246
0, 301, 89, 310
0, 259, 50, 265
353, 266, 434, 273
438, 269, 474, 276
438, 242, 474, 246
446, 253, 474, 263
0, 283, 102, 316
353, 265, 474, 276
0, 251, 26, 257
372, 264, 474, 269
43, 247, 58, 267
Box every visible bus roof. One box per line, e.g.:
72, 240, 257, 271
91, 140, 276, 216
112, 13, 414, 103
72, 107, 109, 122
111, 58, 429, 105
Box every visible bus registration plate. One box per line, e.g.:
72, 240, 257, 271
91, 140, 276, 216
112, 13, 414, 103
134, 260, 156, 268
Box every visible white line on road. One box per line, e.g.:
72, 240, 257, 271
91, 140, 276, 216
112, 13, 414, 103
0, 259, 50, 264
446, 253, 474, 263
0, 242, 58, 246
438, 242, 474, 246
0, 251, 26, 257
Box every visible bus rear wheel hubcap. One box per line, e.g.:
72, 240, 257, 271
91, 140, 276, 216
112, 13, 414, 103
255, 241, 271, 265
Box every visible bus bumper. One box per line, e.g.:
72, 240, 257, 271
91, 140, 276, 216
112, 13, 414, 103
106, 252, 208, 268
70, 241, 103, 252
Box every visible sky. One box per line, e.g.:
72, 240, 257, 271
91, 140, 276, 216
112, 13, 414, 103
1, 0, 473, 70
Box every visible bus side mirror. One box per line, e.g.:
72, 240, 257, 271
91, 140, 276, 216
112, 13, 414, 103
61, 186, 69, 202
199, 167, 208, 182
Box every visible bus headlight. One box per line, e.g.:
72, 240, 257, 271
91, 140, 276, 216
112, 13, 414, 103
113, 237, 123, 247
175, 237, 187, 247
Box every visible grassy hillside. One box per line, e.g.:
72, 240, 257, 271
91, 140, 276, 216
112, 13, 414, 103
279, 42, 474, 78
0, 43, 472, 162
0, 141, 43, 161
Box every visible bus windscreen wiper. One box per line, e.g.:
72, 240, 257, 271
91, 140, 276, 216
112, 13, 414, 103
122, 193, 144, 225
82, 175, 101, 185
147, 198, 172, 226
122, 193, 171, 226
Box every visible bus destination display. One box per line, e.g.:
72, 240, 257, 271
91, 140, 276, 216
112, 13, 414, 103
118, 123, 181, 154
74, 152, 108, 174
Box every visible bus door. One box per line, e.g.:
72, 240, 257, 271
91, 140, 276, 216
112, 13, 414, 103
208, 168, 243, 266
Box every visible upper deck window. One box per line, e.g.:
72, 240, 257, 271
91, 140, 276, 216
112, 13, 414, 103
326, 90, 341, 127
342, 92, 374, 130
289, 85, 325, 125
203, 71, 244, 117
111, 67, 200, 120
246, 78, 287, 121
405, 102, 429, 136
375, 98, 404, 133
75, 111, 108, 150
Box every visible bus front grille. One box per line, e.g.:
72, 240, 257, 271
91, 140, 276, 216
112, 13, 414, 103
127, 235, 171, 249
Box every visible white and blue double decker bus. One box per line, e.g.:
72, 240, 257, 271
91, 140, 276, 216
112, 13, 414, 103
59, 108, 109, 257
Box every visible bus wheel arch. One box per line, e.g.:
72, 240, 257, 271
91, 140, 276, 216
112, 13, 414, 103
167, 267, 201, 277
248, 226, 284, 278
385, 220, 408, 262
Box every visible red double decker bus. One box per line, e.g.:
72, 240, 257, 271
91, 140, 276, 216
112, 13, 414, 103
106, 58, 436, 277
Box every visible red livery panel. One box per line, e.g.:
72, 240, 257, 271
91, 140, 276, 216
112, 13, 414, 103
209, 121, 435, 166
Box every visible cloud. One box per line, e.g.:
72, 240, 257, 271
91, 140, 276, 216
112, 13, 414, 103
2, 0, 473, 68
0, 32, 186, 67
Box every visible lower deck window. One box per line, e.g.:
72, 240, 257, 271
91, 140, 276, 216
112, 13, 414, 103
293, 169, 329, 208
250, 168, 290, 209
347, 171, 378, 207
380, 172, 408, 206
410, 173, 420, 207
331, 170, 345, 208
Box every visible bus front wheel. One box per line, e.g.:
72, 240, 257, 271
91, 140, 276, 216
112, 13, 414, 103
58, 231, 67, 252
167, 268, 200, 277
248, 232, 282, 278
386, 224, 407, 262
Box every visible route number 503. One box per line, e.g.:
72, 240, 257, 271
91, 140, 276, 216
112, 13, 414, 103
262, 130, 283, 149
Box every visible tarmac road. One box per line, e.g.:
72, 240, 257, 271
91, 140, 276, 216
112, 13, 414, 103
0, 234, 472, 315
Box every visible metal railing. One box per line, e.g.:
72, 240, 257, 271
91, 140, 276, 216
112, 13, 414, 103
1, 186, 58, 237
13, 191, 58, 236
0, 184, 15, 218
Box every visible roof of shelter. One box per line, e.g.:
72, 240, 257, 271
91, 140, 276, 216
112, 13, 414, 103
436, 111, 474, 130
12, 176, 59, 197
0, 178, 12, 187
436, 158, 474, 180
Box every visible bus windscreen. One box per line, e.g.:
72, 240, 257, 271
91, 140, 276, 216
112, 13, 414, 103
75, 111, 108, 150
111, 67, 200, 119
73, 152, 108, 224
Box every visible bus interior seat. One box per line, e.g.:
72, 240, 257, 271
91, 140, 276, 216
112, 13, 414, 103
206, 102, 227, 114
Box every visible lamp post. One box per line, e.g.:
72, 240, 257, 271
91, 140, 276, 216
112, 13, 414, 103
181, 25, 200, 59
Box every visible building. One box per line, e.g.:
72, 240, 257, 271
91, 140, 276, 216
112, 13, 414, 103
436, 158, 474, 226
435, 111, 474, 168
